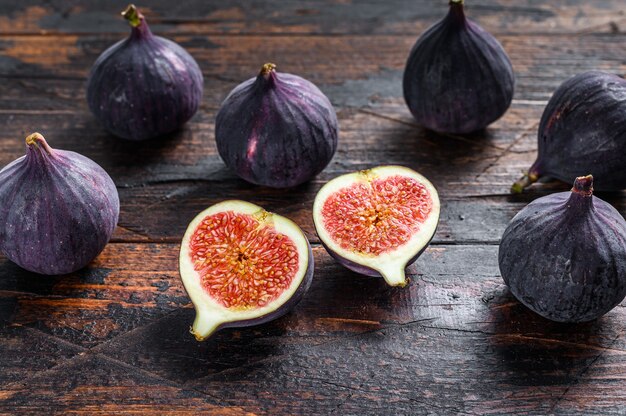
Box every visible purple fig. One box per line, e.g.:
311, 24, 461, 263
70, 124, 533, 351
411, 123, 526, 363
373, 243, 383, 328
500, 175, 626, 322
403, 0, 514, 134
87, 4, 203, 141
179, 200, 313, 340
215, 63, 338, 188
0, 133, 120, 275
513, 71, 626, 193
313, 166, 440, 287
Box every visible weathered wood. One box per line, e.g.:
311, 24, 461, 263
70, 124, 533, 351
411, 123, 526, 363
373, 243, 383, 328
0, 1, 624, 36
1, 105, 624, 244
0, 351, 253, 415
0, 326, 83, 386
2, 244, 624, 414
0, 33, 624, 87
0, 243, 188, 347
0, 0, 625, 414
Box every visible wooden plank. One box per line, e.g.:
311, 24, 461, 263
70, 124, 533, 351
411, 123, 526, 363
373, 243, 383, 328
0, 352, 253, 415
0, 1, 623, 36
2, 243, 624, 413
0, 326, 83, 387
0, 243, 188, 347
0, 0, 624, 413
1, 105, 624, 245
0, 105, 534, 245
1, 109, 625, 245
82, 245, 624, 414
5, 242, 625, 351
0, 33, 624, 87
552, 348, 626, 415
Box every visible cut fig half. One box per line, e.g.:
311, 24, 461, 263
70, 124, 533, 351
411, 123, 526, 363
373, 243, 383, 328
179, 200, 313, 340
313, 166, 440, 287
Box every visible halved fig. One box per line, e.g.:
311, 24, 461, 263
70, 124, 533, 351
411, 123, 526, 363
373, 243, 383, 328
313, 166, 440, 287
179, 200, 313, 340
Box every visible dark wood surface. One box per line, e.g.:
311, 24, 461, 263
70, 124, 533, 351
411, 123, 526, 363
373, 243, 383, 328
0, 1, 625, 414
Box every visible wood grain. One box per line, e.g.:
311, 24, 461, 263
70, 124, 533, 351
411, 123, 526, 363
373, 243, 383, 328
0, 1, 624, 36
0, 1, 625, 414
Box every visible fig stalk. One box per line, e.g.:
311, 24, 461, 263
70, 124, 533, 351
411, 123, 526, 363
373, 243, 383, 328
448, 0, 466, 24
122, 4, 143, 27
511, 166, 541, 194
571, 174, 593, 196
25, 132, 52, 153
259, 62, 276, 77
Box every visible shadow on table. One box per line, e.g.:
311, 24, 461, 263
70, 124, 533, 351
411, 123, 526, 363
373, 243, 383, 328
94, 306, 288, 384
93, 260, 411, 385
93, 123, 191, 168
375, 120, 503, 188
485, 291, 615, 387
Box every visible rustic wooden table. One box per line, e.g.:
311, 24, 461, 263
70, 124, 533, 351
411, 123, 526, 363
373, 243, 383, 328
0, 1, 625, 414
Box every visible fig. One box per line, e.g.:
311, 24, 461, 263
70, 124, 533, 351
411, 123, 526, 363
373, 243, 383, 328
312, 166, 440, 287
0, 133, 120, 275
499, 175, 626, 323
215, 63, 338, 188
403, 0, 514, 134
513, 71, 626, 193
179, 200, 313, 340
87, 4, 203, 141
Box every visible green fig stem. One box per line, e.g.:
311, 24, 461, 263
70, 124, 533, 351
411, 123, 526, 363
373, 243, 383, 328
450, 0, 464, 4
260, 63, 277, 77
511, 171, 540, 194
122, 4, 143, 28
25, 132, 53, 155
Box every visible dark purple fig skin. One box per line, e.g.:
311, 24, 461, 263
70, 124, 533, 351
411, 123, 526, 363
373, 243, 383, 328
499, 176, 626, 323
87, 6, 203, 141
215, 64, 338, 188
0, 134, 120, 275
515, 71, 626, 192
403, 0, 514, 134
206, 243, 314, 336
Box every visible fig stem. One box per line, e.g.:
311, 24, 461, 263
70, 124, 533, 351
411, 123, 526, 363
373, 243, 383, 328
260, 63, 277, 77
25, 132, 53, 155
122, 4, 143, 28
450, 0, 464, 4
572, 175, 594, 196
511, 171, 539, 194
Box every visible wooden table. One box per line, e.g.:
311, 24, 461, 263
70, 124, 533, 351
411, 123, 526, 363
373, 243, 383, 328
0, 1, 624, 414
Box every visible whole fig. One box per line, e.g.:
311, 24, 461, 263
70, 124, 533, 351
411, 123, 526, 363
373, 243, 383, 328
513, 71, 626, 193
215, 63, 338, 188
87, 4, 203, 141
0, 133, 120, 275
403, 0, 514, 134
499, 175, 626, 323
